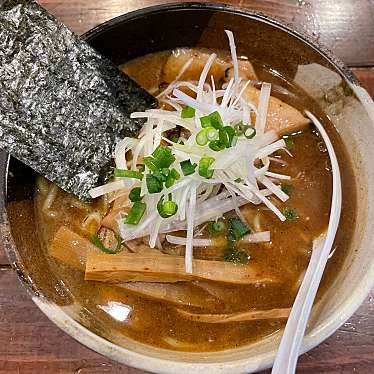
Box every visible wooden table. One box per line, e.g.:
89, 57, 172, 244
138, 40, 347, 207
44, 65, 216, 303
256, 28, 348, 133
1, 1, 374, 373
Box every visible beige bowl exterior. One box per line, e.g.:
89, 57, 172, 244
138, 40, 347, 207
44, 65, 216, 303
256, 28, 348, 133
1, 4, 374, 374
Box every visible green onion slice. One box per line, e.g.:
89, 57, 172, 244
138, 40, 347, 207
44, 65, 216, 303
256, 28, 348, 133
244, 125, 256, 139
152, 145, 176, 168
218, 127, 230, 148
170, 168, 181, 180
284, 137, 295, 150
208, 140, 225, 151
200, 111, 224, 129
164, 174, 175, 188
208, 220, 226, 236
283, 207, 299, 221
157, 197, 178, 218
170, 134, 180, 143
146, 174, 163, 193
234, 122, 245, 136
229, 218, 250, 240
181, 106, 196, 119
161, 168, 170, 177
281, 184, 294, 195
196, 129, 209, 146
219, 126, 236, 148
205, 127, 219, 141
152, 170, 167, 182
199, 156, 215, 179
90, 234, 123, 254
114, 169, 143, 180
129, 187, 142, 202
224, 247, 250, 264
125, 201, 147, 225
180, 159, 197, 176
143, 156, 159, 172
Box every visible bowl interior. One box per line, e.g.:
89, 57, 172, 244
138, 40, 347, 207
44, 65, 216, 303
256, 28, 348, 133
2, 4, 374, 374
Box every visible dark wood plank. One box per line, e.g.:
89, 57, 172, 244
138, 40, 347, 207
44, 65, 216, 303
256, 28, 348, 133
0, 268, 146, 374
37, 0, 374, 66
0, 267, 373, 373
0, 246, 8, 265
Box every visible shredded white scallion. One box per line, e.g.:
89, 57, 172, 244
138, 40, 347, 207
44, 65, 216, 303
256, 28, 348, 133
88, 30, 309, 272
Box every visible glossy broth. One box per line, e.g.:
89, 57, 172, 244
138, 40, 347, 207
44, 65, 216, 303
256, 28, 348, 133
32, 50, 356, 352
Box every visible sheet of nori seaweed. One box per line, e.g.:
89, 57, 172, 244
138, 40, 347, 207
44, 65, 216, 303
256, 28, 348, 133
0, 0, 157, 200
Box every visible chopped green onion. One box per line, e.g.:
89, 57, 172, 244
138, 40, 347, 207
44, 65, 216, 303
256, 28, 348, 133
143, 156, 159, 172
129, 187, 142, 202
281, 183, 294, 195
152, 170, 167, 182
226, 126, 236, 145
205, 127, 219, 141
114, 169, 143, 180
218, 127, 229, 148
208, 140, 225, 151
244, 125, 256, 139
157, 197, 178, 218
170, 168, 181, 180
125, 202, 146, 225
200, 111, 224, 129
284, 137, 295, 150
219, 126, 236, 148
200, 116, 211, 128
170, 134, 180, 143
152, 145, 175, 168
283, 207, 299, 221
161, 168, 170, 176
165, 174, 175, 188
90, 234, 123, 254
208, 220, 226, 236
181, 106, 195, 119
146, 174, 163, 193
229, 218, 250, 240
224, 247, 250, 264
199, 156, 215, 179
180, 159, 197, 176
170, 135, 185, 145
234, 122, 245, 136
234, 177, 243, 183
196, 129, 209, 146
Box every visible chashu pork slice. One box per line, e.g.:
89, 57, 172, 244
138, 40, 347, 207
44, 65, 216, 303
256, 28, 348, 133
243, 86, 310, 136
162, 48, 257, 83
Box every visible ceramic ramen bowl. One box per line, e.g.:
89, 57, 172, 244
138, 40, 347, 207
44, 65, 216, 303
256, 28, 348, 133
1, 3, 374, 373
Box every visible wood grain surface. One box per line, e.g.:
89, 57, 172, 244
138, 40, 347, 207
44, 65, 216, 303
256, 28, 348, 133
37, 0, 374, 66
1, 0, 374, 373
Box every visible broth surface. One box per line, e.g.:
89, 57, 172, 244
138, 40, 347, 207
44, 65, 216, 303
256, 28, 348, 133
31, 49, 357, 352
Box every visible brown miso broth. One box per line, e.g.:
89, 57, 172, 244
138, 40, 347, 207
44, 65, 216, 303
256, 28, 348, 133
32, 49, 356, 352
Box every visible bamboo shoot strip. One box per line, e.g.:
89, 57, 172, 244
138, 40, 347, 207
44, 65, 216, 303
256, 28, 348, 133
117, 282, 220, 309
0, 0, 156, 200
176, 307, 291, 323
85, 252, 280, 285
48, 226, 160, 269
48, 226, 99, 271
49, 228, 218, 308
